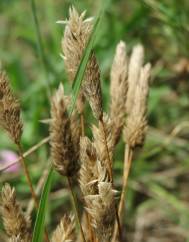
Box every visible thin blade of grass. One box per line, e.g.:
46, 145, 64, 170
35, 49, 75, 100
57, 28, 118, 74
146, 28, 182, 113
32, 166, 54, 242
32, 1, 110, 241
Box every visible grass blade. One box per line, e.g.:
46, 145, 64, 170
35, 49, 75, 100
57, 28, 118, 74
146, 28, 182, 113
32, 167, 54, 242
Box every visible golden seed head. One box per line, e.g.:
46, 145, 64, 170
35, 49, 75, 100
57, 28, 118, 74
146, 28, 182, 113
50, 84, 79, 176
0, 183, 31, 240
62, 7, 103, 119
110, 41, 128, 145
51, 214, 76, 242
125, 44, 144, 113
124, 62, 151, 148
85, 162, 115, 242
0, 71, 23, 144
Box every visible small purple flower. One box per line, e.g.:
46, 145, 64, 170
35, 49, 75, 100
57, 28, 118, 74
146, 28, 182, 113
0, 150, 20, 173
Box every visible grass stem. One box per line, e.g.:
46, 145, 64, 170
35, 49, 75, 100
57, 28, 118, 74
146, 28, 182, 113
67, 177, 86, 242
112, 145, 133, 241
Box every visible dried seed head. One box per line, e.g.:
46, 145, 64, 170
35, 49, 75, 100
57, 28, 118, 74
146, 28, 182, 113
50, 84, 79, 176
62, 7, 92, 83
125, 44, 144, 113
51, 215, 76, 242
0, 184, 31, 241
124, 63, 151, 148
79, 136, 98, 196
85, 163, 115, 242
110, 41, 128, 145
8, 235, 29, 242
0, 71, 23, 144
92, 114, 114, 172
62, 7, 103, 119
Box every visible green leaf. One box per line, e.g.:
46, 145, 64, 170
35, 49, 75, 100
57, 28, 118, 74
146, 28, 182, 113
32, 167, 54, 242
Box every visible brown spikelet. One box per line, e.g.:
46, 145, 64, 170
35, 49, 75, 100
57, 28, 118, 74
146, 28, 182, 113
51, 215, 76, 242
62, 7, 103, 119
0, 71, 23, 144
0, 184, 31, 241
110, 41, 128, 145
92, 114, 114, 172
124, 62, 151, 148
85, 162, 115, 242
79, 136, 98, 196
50, 84, 79, 176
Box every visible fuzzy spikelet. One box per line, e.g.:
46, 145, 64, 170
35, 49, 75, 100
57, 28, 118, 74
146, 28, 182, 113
92, 114, 114, 172
85, 163, 115, 242
50, 84, 79, 176
0, 71, 23, 144
51, 215, 76, 242
124, 62, 151, 148
110, 41, 128, 145
79, 137, 98, 196
125, 44, 144, 113
0, 184, 31, 241
62, 7, 103, 119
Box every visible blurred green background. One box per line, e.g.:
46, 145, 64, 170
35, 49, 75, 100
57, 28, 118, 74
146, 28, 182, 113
1, 0, 189, 241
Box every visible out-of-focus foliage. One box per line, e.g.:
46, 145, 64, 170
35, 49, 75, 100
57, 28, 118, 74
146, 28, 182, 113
0, 0, 189, 241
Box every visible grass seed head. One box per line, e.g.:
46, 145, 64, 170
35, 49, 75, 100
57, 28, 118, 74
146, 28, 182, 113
124, 61, 151, 148
0, 184, 31, 241
50, 84, 79, 176
0, 71, 23, 144
110, 41, 128, 145
62, 7, 103, 119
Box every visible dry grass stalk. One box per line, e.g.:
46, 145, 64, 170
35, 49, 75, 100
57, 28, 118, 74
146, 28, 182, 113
51, 215, 76, 242
50, 84, 79, 176
61, 7, 103, 119
110, 41, 128, 146
85, 162, 115, 242
0, 184, 31, 242
0, 70, 23, 144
